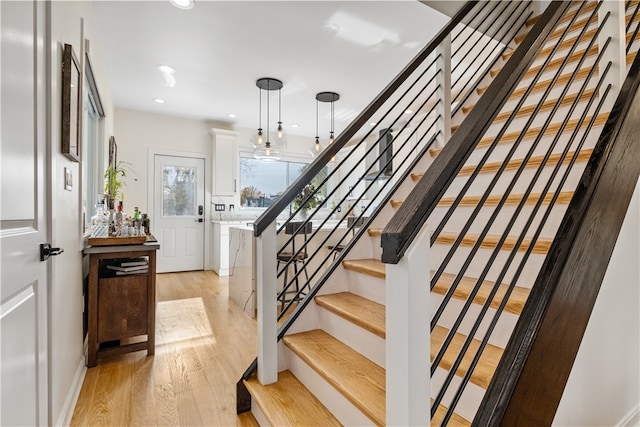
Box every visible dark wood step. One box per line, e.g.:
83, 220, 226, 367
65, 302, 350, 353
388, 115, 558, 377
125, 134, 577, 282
244, 370, 341, 427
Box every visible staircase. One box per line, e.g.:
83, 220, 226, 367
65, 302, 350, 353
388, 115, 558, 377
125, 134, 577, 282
240, 1, 640, 425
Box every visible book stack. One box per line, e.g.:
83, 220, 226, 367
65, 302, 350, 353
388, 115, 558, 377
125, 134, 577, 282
106, 257, 148, 275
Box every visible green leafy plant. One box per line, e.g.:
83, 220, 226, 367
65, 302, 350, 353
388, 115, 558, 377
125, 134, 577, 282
104, 161, 129, 200
293, 184, 324, 212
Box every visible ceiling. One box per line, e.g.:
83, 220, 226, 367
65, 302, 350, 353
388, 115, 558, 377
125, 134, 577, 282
92, 1, 453, 140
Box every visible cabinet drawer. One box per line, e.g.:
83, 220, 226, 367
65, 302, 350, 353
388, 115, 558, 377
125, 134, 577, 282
97, 275, 148, 342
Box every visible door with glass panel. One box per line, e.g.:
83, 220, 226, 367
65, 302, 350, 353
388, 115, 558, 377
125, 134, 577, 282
154, 155, 205, 272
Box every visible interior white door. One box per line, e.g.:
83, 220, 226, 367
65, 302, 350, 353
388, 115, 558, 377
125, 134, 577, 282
1, 1, 50, 425
154, 155, 205, 272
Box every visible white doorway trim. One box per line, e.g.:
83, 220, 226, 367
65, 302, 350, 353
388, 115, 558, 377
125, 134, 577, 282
147, 148, 212, 270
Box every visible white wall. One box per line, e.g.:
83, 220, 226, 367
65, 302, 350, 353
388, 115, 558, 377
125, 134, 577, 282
554, 178, 640, 427
49, 1, 114, 425
114, 108, 316, 215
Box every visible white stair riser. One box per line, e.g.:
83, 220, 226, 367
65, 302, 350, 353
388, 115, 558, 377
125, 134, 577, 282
250, 401, 270, 427
284, 346, 374, 426
433, 293, 519, 349
432, 203, 568, 238
432, 367, 486, 423
345, 269, 386, 305
444, 164, 588, 200
431, 245, 546, 289
317, 304, 386, 368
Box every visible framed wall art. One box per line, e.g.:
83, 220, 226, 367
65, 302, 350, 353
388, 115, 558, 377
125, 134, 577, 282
61, 43, 81, 162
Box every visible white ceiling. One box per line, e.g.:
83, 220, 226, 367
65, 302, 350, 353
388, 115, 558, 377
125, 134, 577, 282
92, 1, 451, 139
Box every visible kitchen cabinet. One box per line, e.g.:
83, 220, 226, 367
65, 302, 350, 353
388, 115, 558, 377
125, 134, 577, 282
212, 221, 244, 275
211, 128, 237, 195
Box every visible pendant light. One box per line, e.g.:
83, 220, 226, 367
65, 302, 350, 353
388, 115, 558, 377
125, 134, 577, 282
253, 77, 285, 161
310, 91, 340, 158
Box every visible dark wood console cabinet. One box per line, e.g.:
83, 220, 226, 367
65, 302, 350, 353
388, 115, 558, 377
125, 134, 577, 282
83, 242, 160, 367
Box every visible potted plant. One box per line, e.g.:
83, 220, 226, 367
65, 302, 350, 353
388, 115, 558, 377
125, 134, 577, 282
104, 161, 128, 209
293, 184, 323, 218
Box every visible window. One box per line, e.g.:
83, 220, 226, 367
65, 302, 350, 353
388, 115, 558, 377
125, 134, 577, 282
82, 52, 105, 232
239, 154, 327, 208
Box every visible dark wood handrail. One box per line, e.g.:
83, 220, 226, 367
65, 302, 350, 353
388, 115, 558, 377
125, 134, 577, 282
252, 1, 477, 238
380, 1, 569, 264
474, 46, 640, 427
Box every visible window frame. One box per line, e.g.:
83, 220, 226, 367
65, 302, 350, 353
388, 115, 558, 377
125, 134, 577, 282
237, 149, 328, 213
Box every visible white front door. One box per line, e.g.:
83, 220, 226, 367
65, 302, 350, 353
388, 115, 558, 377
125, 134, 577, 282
1, 1, 50, 425
153, 155, 205, 272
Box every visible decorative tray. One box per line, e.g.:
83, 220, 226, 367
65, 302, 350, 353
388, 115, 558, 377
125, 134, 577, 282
87, 236, 147, 246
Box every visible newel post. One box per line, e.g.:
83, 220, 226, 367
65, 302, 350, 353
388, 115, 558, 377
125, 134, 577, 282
256, 220, 278, 384
386, 224, 431, 426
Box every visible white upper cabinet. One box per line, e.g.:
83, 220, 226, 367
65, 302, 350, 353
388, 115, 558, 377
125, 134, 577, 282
211, 128, 237, 195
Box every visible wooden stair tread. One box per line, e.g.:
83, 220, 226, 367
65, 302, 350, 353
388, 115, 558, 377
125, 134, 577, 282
463, 87, 594, 117
412, 149, 593, 182
340, 258, 529, 315
244, 370, 341, 427
237, 411, 260, 427
391, 191, 574, 210
342, 258, 385, 279
505, 28, 636, 63
432, 401, 471, 426
514, 2, 599, 45
491, 45, 598, 78
283, 329, 386, 426
315, 292, 386, 338
478, 64, 592, 96
429, 113, 608, 157
433, 271, 530, 316
435, 232, 553, 255
432, 325, 503, 389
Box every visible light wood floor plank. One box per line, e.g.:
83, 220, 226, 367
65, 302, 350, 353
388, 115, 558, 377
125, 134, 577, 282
70, 271, 257, 427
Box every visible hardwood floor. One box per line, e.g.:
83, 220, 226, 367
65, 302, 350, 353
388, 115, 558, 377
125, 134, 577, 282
71, 271, 259, 426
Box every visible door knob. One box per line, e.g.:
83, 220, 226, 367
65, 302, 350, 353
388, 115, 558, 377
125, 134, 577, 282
40, 243, 64, 261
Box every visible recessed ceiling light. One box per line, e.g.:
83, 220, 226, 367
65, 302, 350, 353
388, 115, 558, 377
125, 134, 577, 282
227, 113, 237, 118
170, 0, 194, 10
290, 124, 299, 128
156, 64, 175, 74
153, 98, 165, 104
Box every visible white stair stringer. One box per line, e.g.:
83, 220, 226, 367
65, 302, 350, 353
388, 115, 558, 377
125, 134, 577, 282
283, 345, 374, 427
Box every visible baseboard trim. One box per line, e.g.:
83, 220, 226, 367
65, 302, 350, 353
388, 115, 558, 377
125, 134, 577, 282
619, 403, 640, 427
55, 356, 87, 427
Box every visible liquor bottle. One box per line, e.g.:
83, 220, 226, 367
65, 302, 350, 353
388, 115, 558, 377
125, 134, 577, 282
114, 201, 124, 236
90, 201, 109, 238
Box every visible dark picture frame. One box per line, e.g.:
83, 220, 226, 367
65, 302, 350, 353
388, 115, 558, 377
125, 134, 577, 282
108, 136, 117, 168
61, 43, 81, 162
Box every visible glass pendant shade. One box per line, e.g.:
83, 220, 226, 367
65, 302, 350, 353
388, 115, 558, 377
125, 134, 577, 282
253, 77, 285, 161
313, 91, 340, 158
